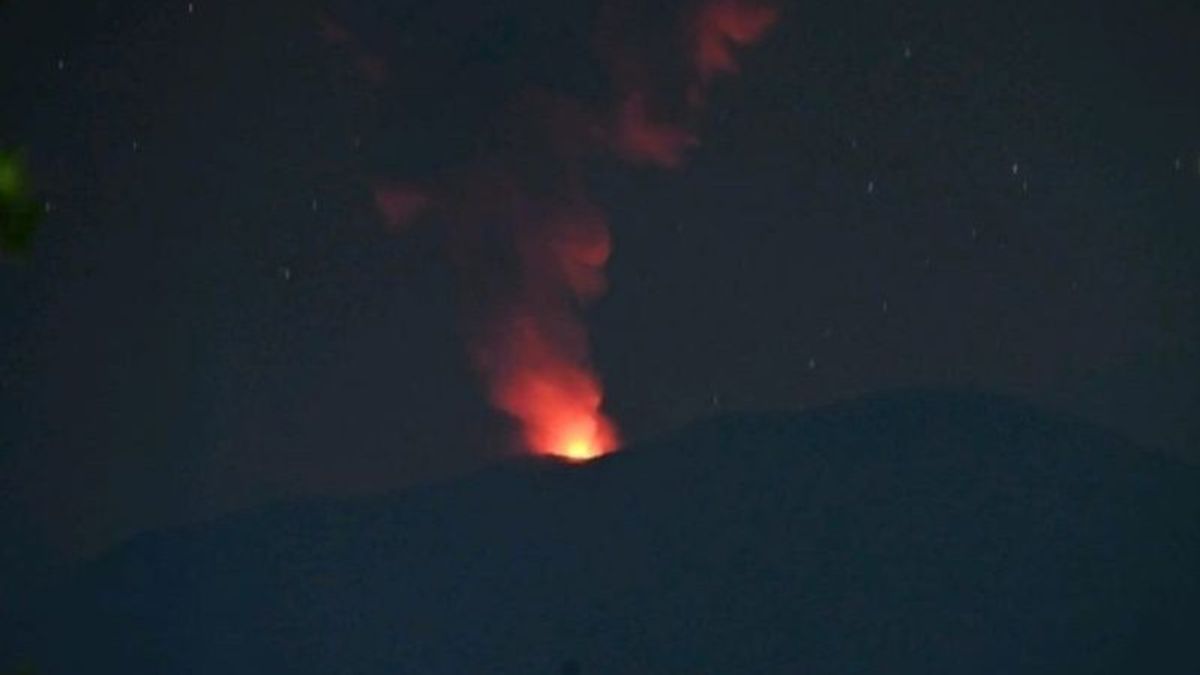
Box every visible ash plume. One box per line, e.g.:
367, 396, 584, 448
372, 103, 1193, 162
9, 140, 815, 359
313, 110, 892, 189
369, 0, 778, 459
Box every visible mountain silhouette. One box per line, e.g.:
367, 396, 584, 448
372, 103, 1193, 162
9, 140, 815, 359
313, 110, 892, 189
7, 390, 1199, 673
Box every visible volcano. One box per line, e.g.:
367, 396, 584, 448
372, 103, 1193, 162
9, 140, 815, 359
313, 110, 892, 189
6, 390, 1199, 674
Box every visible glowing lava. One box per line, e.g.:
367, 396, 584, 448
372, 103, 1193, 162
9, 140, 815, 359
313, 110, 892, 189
502, 362, 618, 463
549, 409, 617, 463
562, 439, 598, 462
499, 372, 618, 463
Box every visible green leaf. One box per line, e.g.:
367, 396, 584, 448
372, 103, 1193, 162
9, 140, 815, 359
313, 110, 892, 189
0, 147, 41, 258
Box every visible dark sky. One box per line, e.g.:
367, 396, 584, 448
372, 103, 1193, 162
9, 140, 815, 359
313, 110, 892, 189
1, 0, 1197, 556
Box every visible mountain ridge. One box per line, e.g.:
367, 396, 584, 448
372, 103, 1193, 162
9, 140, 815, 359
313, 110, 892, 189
7, 388, 1199, 674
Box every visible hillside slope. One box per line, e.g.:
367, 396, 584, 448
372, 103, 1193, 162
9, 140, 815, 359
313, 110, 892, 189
9, 390, 1200, 674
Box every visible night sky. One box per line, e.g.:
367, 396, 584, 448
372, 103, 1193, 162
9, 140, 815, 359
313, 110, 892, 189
1, 0, 1197, 557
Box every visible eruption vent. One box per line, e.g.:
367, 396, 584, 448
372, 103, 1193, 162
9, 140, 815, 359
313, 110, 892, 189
372, 1, 777, 461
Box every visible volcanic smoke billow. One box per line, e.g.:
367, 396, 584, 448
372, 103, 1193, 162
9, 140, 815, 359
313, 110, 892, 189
374, 0, 778, 461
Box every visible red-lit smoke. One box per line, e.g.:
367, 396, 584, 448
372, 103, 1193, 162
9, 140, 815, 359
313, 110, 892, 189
317, 12, 388, 85
373, 0, 776, 461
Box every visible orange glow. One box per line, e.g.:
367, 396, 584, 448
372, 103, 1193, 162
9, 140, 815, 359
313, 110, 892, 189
473, 306, 619, 463
491, 353, 618, 461
370, 1, 775, 466
545, 406, 617, 463
562, 438, 599, 462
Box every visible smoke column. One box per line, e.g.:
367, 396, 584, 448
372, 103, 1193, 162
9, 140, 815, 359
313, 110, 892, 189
374, 0, 777, 461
